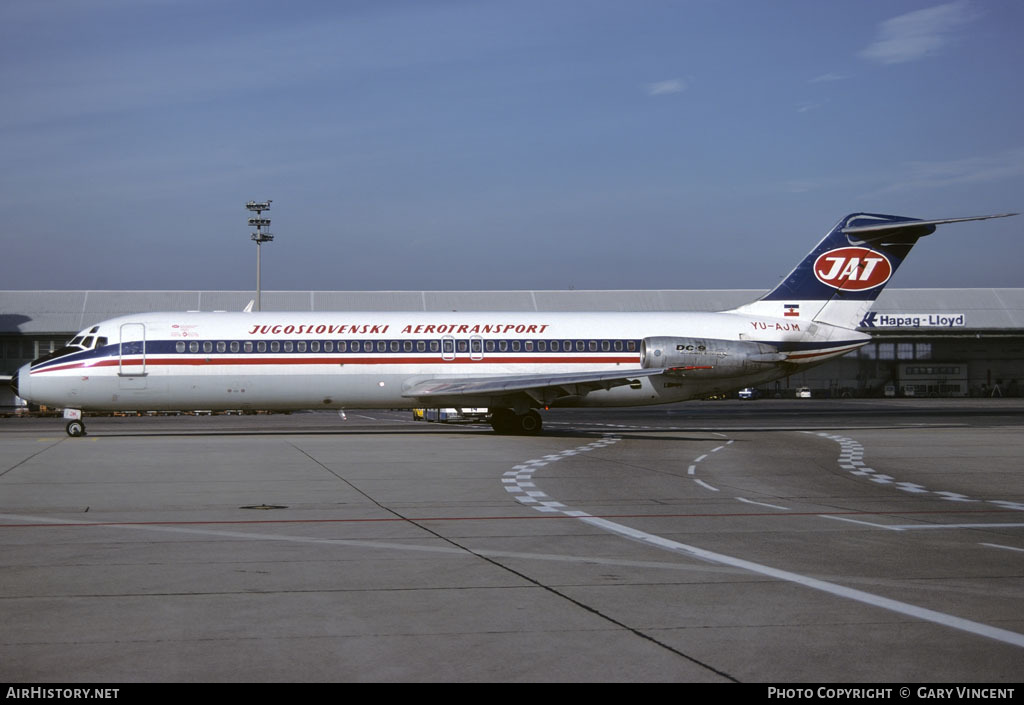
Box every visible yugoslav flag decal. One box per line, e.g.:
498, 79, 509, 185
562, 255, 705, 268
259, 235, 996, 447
813, 247, 892, 291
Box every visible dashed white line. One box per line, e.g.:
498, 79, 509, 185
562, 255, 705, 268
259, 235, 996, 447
735, 497, 790, 510
892, 522, 1024, 530
981, 543, 1024, 553
821, 515, 1024, 531
820, 515, 904, 531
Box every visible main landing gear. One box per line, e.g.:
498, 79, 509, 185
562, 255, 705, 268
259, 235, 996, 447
489, 408, 543, 435
65, 420, 86, 437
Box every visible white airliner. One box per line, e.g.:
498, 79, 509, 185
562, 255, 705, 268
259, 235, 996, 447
10, 212, 1013, 437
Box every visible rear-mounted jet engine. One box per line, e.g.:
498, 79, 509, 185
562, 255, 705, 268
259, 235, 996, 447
641, 337, 784, 378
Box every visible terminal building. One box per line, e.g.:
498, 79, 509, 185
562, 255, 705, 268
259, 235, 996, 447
2, 288, 1022, 405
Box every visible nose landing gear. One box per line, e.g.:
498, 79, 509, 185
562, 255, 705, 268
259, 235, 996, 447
63, 409, 86, 437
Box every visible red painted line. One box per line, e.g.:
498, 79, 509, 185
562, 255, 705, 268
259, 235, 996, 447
0, 507, 1017, 530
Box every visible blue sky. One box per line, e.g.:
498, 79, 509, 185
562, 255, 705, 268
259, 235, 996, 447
2, 0, 1022, 293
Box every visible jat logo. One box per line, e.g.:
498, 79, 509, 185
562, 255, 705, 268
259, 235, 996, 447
813, 247, 892, 291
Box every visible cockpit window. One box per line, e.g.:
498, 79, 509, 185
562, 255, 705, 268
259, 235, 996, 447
82, 336, 95, 348
31, 346, 81, 367
69, 336, 84, 346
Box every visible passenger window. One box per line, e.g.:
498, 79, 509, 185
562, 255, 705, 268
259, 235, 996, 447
244, 341, 253, 353
257, 341, 266, 353
230, 341, 240, 353
270, 341, 280, 352
525, 341, 534, 352
498, 340, 508, 352
190, 341, 199, 353
416, 340, 426, 352
390, 341, 400, 352
550, 341, 559, 352
351, 341, 360, 352
377, 341, 386, 352
614, 340, 623, 352
283, 341, 293, 353
627, 341, 637, 352
601, 340, 610, 352
324, 341, 334, 352
404, 341, 413, 352
485, 340, 495, 352
538, 340, 547, 352
297, 341, 306, 352
471, 338, 482, 353
176, 342, 186, 353
216, 341, 226, 353
310, 341, 320, 352
203, 341, 213, 353
511, 340, 520, 352
564, 340, 572, 351
589, 340, 597, 352
457, 340, 468, 353
430, 340, 440, 353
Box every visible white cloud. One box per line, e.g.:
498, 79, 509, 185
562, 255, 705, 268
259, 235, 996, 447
878, 148, 1024, 193
860, 1, 976, 65
646, 79, 686, 96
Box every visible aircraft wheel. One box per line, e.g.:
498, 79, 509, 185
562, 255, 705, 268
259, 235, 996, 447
489, 408, 516, 434
517, 410, 543, 435
65, 420, 86, 437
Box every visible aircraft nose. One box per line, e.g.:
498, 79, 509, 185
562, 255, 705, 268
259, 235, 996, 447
10, 364, 29, 402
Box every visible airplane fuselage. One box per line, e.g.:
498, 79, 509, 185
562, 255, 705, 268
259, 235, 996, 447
16, 309, 863, 413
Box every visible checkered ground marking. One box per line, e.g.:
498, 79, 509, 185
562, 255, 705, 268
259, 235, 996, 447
502, 435, 621, 515
812, 432, 1024, 511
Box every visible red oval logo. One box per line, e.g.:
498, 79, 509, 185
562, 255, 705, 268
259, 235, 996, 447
813, 247, 892, 291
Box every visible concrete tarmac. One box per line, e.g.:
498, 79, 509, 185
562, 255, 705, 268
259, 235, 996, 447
1, 399, 1022, 682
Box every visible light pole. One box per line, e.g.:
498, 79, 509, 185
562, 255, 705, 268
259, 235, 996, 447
246, 200, 273, 312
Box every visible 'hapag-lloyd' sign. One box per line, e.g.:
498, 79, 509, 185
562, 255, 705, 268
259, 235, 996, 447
860, 312, 966, 328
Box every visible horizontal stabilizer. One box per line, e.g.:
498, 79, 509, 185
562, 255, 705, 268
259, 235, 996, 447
842, 213, 1016, 237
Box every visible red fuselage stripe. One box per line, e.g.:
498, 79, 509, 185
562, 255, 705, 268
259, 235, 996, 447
34, 355, 643, 374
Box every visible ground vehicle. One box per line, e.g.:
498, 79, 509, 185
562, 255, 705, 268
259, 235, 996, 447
417, 407, 489, 423
738, 387, 760, 399
796, 387, 812, 398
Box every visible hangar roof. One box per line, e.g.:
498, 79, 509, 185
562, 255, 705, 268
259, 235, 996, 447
1, 288, 1022, 334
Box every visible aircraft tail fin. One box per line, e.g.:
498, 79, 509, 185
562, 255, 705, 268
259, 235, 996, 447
729, 212, 1014, 330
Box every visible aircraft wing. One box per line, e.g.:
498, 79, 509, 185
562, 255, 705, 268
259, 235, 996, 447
402, 367, 667, 405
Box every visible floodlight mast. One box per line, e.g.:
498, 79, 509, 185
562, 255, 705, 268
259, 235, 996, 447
246, 200, 273, 312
